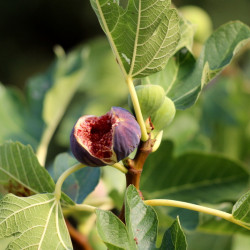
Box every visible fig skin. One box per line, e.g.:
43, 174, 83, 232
151, 97, 176, 132
128, 84, 165, 120
70, 107, 141, 167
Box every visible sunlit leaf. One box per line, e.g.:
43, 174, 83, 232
90, 0, 180, 78
143, 21, 250, 109
0, 142, 54, 196
0, 142, 74, 205
0, 193, 72, 249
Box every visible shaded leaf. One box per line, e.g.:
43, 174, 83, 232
90, 0, 180, 78
51, 153, 100, 203
167, 207, 199, 231
160, 217, 187, 250
0, 84, 40, 149
143, 21, 250, 109
142, 48, 196, 102
140, 140, 249, 204
0, 193, 72, 249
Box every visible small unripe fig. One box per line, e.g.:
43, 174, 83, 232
179, 6, 213, 43
128, 84, 165, 120
70, 107, 141, 167
151, 97, 176, 132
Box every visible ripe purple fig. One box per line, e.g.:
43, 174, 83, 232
70, 107, 141, 167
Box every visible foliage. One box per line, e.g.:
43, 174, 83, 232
0, 0, 250, 249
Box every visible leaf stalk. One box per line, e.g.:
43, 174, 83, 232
54, 163, 86, 201
144, 199, 250, 230
126, 77, 148, 141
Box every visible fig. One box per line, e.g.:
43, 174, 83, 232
151, 97, 176, 132
70, 107, 141, 167
128, 84, 165, 120
179, 6, 213, 43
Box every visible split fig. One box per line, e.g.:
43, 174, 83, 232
70, 107, 141, 167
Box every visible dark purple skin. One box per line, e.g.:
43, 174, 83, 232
70, 107, 141, 167
111, 107, 141, 161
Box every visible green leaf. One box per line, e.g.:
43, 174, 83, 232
0, 141, 55, 196
0, 84, 40, 149
140, 140, 249, 204
96, 209, 136, 250
0, 193, 73, 249
142, 48, 197, 108
232, 191, 250, 226
96, 185, 187, 250
175, 14, 195, 52
125, 185, 158, 249
143, 21, 250, 109
90, 0, 180, 78
159, 217, 187, 250
50, 153, 100, 204
0, 142, 74, 205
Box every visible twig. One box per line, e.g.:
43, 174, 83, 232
66, 219, 93, 250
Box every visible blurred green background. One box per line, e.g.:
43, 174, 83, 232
0, 0, 249, 87
0, 1, 249, 249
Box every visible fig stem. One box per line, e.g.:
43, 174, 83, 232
119, 137, 155, 223
126, 77, 149, 142
54, 163, 86, 201
111, 163, 128, 174
144, 199, 250, 230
